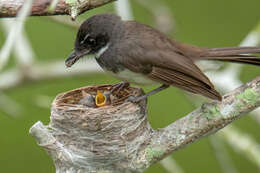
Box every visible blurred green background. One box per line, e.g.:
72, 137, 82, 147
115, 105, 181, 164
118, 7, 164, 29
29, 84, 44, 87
0, 0, 260, 172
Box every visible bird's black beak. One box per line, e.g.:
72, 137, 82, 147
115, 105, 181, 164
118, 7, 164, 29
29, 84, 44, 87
65, 51, 80, 67
65, 50, 90, 67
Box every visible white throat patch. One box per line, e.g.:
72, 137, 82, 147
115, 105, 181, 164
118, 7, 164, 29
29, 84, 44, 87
95, 44, 109, 58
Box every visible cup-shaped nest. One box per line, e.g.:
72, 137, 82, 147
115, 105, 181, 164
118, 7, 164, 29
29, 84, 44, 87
48, 84, 149, 172
54, 84, 143, 108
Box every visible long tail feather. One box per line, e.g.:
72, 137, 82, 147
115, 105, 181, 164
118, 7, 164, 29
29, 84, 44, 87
203, 55, 260, 65
207, 47, 260, 56
198, 47, 260, 65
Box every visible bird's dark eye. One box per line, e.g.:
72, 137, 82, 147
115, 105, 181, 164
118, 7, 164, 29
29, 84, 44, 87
86, 38, 96, 45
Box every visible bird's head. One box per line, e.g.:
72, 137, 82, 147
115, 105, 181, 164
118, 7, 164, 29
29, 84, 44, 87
65, 13, 122, 67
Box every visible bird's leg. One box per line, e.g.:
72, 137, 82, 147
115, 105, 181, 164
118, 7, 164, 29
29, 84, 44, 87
111, 82, 130, 94
127, 84, 169, 103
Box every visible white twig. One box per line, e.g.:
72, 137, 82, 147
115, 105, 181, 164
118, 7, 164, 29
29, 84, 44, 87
240, 31, 260, 47
206, 28, 260, 91
1, 19, 35, 67
0, 59, 102, 90
114, 0, 133, 20
0, 0, 33, 70
136, 0, 175, 33
210, 135, 238, 173
160, 157, 184, 173
0, 18, 34, 117
206, 64, 242, 91
206, 27, 260, 90
217, 126, 260, 169
0, 91, 22, 117
206, 24, 260, 124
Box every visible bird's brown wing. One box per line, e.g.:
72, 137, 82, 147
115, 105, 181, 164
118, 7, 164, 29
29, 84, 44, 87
119, 21, 221, 100
148, 66, 222, 100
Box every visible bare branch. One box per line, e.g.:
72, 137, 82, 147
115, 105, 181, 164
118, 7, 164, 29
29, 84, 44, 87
0, 0, 32, 70
210, 135, 238, 173
0, 0, 115, 19
160, 157, 184, 173
217, 125, 260, 168
30, 77, 260, 173
114, 0, 133, 20
0, 59, 102, 90
1, 19, 35, 66
205, 23, 260, 125
0, 91, 23, 117
136, 0, 175, 34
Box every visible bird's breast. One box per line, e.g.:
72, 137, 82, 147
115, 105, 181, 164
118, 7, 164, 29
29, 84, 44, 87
96, 57, 156, 85
106, 69, 157, 85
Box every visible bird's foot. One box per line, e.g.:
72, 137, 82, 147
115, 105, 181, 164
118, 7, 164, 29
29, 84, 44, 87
111, 82, 130, 95
125, 84, 170, 103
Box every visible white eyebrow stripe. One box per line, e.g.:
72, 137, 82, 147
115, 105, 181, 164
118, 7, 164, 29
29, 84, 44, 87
80, 34, 89, 44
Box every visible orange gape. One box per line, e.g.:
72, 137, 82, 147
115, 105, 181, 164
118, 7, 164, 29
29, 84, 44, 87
95, 90, 106, 107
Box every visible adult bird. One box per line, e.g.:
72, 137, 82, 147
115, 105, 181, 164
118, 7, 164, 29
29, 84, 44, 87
66, 13, 260, 102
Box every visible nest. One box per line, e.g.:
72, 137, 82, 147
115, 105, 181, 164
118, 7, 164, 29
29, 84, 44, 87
46, 84, 150, 172
54, 84, 143, 109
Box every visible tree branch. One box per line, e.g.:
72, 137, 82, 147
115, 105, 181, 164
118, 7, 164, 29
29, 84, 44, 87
0, 0, 115, 19
141, 77, 260, 166
30, 76, 260, 173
